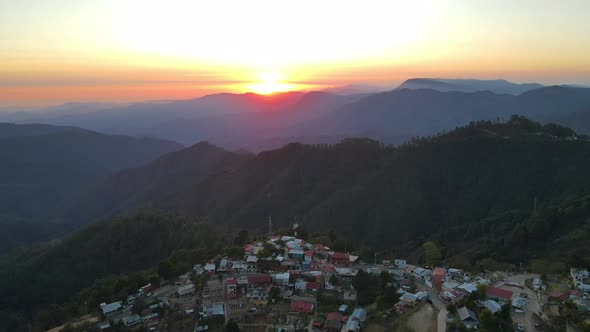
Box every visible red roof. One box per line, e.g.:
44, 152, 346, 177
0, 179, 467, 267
331, 252, 347, 260
433, 267, 446, 276
486, 287, 513, 300
325, 312, 343, 321
226, 278, 237, 285
549, 292, 568, 301
290, 301, 314, 313
570, 290, 583, 298
306, 282, 319, 290
304, 250, 314, 257
247, 274, 271, 284
322, 264, 337, 273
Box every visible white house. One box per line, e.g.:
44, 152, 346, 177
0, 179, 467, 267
204, 262, 216, 273
394, 259, 407, 268
177, 283, 196, 296
272, 272, 290, 286
231, 260, 248, 272
100, 301, 122, 316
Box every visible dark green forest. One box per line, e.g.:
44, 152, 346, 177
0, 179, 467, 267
0, 213, 226, 331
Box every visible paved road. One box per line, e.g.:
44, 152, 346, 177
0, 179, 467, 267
437, 309, 447, 332
502, 274, 541, 331
417, 282, 446, 332
417, 283, 444, 311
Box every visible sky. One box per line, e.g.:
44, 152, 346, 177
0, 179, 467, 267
1, 0, 590, 106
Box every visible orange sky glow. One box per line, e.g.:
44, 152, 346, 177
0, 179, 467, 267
1, 0, 590, 106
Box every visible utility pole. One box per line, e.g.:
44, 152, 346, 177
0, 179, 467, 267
268, 216, 273, 236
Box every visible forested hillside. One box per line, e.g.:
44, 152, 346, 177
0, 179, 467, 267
71, 116, 590, 250
0, 213, 227, 331
0, 125, 182, 219
426, 194, 590, 274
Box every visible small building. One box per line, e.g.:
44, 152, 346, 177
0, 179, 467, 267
399, 292, 419, 305
247, 274, 271, 286
226, 278, 237, 299
231, 260, 248, 272
415, 291, 428, 301
100, 301, 122, 316
512, 297, 528, 311
122, 314, 142, 327
457, 282, 477, 294
306, 281, 319, 291
290, 301, 314, 313
549, 291, 568, 302
193, 264, 204, 275
295, 280, 307, 291
272, 272, 290, 286
324, 312, 344, 332
202, 280, 224, 302
342, 319, 360, 332
414, 267, 432, 280
486, 287, 513, 303
217, 258, 230, 272
442, 280, 460, 290
177, 283, 196, 296
341, 308, 366, 332
204, 262, 216, 274
394, 259, 407, 268
482, 299, 502, 314
203, 303, 225, 317
247, 286, 270, 306
457, 307, 479, 329
288, 249, 305, 260
350, 308, 367, 322
330, 252, 349, 265
97, 322, 111, 330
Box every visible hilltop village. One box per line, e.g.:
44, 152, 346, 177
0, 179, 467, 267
54, 226, 590, 332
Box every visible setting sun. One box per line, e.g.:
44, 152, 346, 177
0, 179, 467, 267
248, 72, 293, 95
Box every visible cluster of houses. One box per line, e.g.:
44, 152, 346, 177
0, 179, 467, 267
190, 234, 370, 331
90, 230, 590, 331
547, 268, 590, 312
97, 283, 169, 330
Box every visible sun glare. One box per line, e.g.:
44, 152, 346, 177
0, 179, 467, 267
248, 72, 292, 95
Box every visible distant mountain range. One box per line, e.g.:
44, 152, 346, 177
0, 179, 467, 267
396, 78, 545, 95
2, 79, 589, 151
291, 85, 590, 139
0, 123, 181, 220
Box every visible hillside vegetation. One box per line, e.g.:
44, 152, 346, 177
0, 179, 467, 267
71, 116, 590, 250
0, 213, 226, 331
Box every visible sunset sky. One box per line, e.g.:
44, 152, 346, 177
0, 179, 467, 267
1, 0, 590, 106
